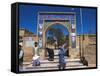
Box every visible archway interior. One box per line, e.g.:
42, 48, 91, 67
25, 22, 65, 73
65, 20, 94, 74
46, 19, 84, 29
45, 23, 69, 57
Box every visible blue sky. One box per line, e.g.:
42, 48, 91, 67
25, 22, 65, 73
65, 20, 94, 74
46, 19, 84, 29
19, 4, 96, 35
46, 24, 69, 37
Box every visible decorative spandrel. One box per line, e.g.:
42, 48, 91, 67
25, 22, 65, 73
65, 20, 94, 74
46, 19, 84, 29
39, 14, 75, 21
44, 20, 70, 32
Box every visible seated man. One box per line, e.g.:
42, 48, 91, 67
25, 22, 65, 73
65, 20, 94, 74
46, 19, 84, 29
45, 48, 54, 61
32, 55, 40, 66
32, 42, 40, 66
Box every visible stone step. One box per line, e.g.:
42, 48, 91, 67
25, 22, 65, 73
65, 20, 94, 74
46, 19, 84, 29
21, 58, 87, 71
21, 65, 87, 71
21, 62, 86, 71
27, 62, 83, 68
23, 59, 80, 65
47, 54, 68, 56
40, 59, 80, 63
46, 55, 68, 59
54, 49, 59, 54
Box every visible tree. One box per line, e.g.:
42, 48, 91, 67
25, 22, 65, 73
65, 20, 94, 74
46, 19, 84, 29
46, 27, 65, 48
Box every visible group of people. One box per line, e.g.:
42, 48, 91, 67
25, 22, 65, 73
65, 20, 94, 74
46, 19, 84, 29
19, 42, 66, 70
19, 42, 40, 69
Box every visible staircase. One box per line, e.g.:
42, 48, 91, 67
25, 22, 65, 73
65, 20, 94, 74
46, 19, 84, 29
21, 55, 87, 71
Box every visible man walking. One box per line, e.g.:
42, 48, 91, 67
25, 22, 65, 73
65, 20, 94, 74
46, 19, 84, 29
58, 44, 66, 70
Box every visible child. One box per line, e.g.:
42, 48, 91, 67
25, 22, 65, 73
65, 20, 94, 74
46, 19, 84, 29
58, 45, 66, 70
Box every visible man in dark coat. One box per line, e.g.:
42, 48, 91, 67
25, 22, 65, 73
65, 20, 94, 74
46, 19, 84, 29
45, 48, 54, 61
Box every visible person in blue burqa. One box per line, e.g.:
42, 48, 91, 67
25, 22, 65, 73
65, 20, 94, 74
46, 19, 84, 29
58, 44, 66, 70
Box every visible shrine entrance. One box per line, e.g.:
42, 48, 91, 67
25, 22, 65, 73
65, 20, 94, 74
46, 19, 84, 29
45, 23, 69, 49
45, 23, 69, 57
38, 12, 79, 59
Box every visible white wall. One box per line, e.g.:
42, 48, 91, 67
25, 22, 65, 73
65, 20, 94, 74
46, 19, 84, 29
0, 0, 99, 76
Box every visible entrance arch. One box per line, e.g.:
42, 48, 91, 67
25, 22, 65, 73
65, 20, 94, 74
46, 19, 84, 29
44, 20, 70, 48
44, 22, 69, 45
38, 12, 79, 59
45, 23, 70, 56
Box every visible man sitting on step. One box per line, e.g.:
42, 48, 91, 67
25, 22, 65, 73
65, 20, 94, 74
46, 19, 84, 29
32, 42, 40, 66
45, 48, 54, 61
